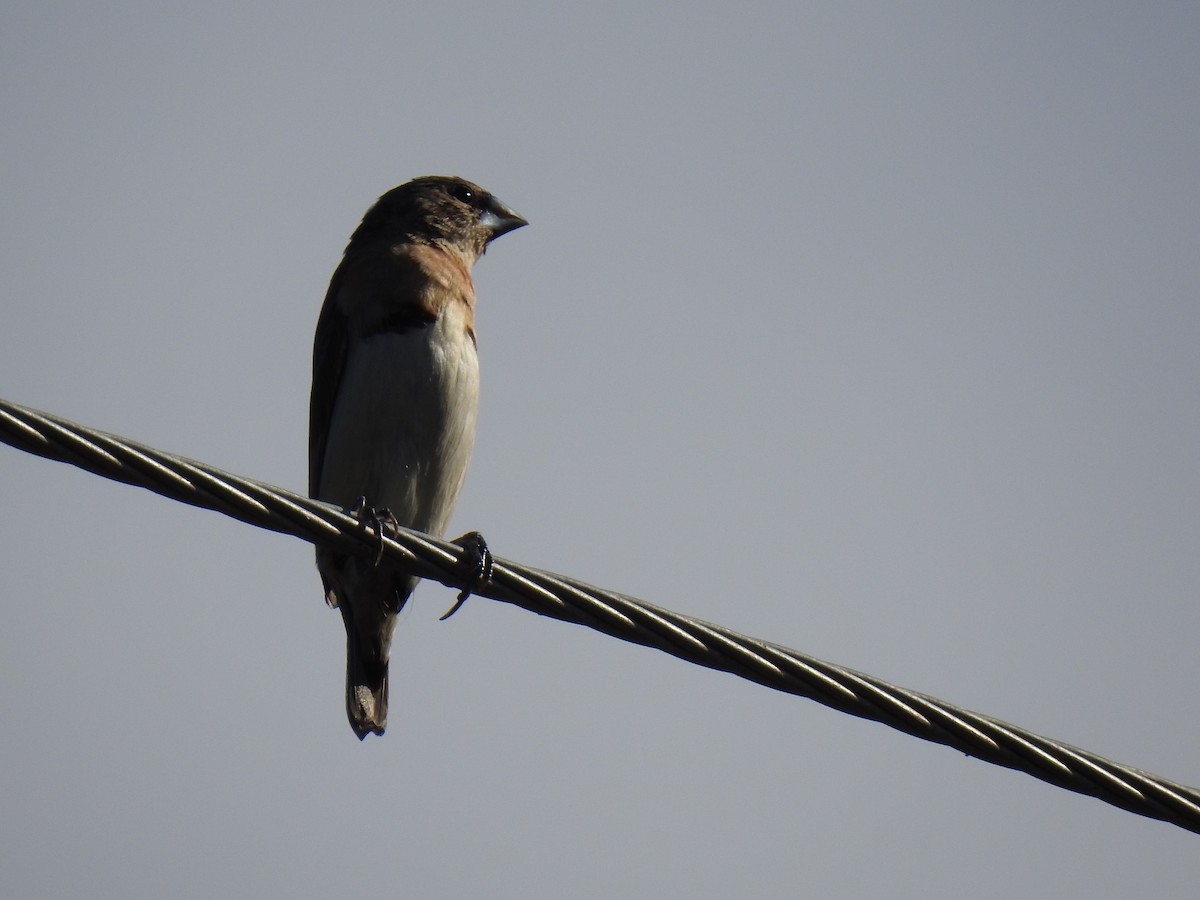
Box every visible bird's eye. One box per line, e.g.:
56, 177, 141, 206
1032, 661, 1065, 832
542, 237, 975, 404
449, 184, 475, 204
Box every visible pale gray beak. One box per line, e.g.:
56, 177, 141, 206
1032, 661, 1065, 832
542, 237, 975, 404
479, 196, 528, 240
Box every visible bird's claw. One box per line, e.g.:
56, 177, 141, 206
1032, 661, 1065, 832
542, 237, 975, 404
350, 496, 400, 566
440, 531, 493, 621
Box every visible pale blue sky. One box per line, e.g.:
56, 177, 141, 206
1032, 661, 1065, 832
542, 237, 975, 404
2, 3, 1198, 896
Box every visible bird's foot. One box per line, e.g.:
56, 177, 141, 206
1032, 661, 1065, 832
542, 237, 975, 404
439, 531, 493, 621
350, 496, 400, 566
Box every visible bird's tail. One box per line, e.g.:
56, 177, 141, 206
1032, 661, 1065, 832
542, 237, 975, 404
320, 550, 412, 740
345, 624, 389, 740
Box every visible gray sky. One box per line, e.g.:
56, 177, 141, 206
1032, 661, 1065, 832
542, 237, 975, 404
2, 2, 1198, 896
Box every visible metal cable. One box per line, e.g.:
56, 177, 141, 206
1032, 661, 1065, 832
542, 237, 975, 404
1, 394, 1197, 835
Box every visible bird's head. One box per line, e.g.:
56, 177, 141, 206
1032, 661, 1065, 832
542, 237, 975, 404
351, 175, 527, 261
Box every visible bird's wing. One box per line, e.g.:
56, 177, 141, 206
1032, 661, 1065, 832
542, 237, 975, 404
308, 250, 441, 498
308, 267, 351, 499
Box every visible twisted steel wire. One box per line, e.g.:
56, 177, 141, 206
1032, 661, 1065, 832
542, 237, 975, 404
1, 394, 1198, 835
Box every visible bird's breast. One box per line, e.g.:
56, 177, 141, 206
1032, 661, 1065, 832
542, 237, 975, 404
318, 307, 480, 536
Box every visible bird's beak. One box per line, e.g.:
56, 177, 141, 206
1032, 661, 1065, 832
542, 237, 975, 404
479, 196, 528, 240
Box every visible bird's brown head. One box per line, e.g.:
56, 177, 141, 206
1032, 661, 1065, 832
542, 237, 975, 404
349, 176, 527, 261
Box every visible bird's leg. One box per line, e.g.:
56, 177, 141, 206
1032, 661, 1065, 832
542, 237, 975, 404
350, 496, 400, 566
439, 531, 493, 621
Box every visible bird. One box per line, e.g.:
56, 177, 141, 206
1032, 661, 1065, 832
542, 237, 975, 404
309, 176, 526, 739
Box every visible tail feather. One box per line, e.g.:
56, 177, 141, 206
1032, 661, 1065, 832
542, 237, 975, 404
318, 547, 414, 739
345, 627, 389, 740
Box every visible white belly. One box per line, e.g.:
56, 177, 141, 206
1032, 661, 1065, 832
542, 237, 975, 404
317, 313, 480, 537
